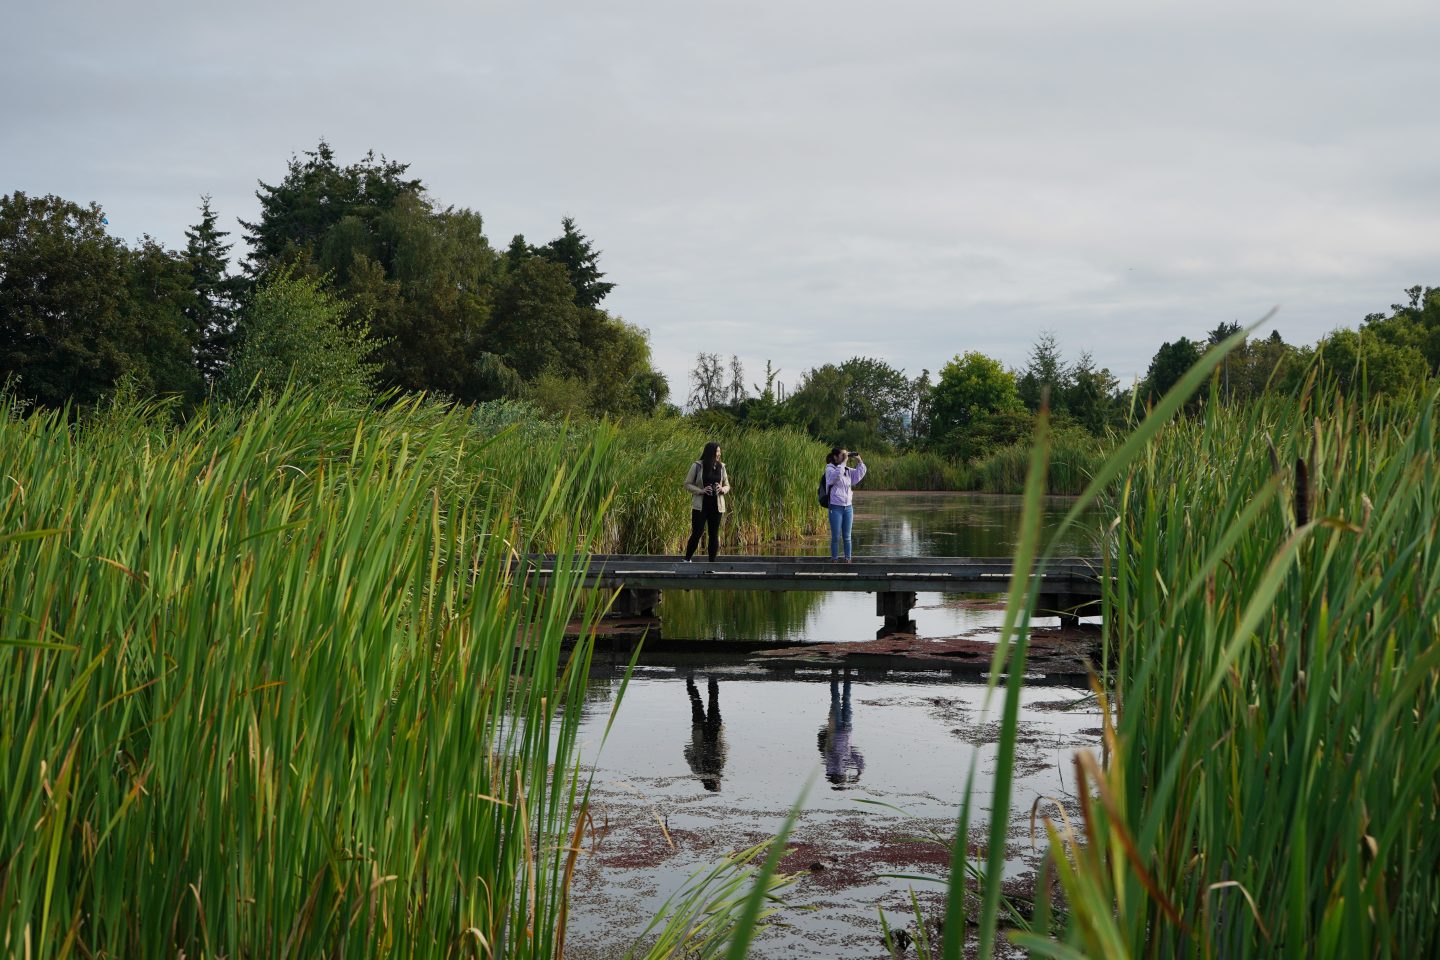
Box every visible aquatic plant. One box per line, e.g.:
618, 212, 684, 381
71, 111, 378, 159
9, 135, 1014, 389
471, 412, 830, 553
861, 450, 973, 491
0, 391, 611, 956
969, 428, 1106, 496
1022, 377, 1440, 957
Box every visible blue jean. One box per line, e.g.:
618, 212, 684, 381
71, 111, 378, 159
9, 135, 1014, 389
828, 504, 853, 559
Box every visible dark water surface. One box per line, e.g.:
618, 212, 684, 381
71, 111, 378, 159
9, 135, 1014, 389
562, 492, 1105, 958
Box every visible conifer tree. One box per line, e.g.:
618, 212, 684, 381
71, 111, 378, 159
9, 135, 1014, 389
536, 217, 614, 309
184, 196, 244, 383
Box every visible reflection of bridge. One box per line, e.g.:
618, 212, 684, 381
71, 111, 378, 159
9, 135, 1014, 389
521, 554, 1105, 633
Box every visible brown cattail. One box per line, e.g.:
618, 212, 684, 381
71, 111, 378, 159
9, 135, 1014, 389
1295, 458, 1310, 527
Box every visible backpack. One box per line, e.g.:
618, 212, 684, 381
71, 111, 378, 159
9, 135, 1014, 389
817, 470, 831, 507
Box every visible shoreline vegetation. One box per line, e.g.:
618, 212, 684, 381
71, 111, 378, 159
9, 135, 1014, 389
5, 345, 1439, 956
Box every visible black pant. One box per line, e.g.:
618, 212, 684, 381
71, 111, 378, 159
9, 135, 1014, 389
685, 502, 721, 560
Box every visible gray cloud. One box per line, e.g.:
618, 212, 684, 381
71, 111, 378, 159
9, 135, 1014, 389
4, 0, 1437, 395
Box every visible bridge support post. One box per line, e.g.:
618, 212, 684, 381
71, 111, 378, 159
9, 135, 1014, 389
612, 587, 661, 618
1049, 594, 1089, 631
876, 591, 917, 635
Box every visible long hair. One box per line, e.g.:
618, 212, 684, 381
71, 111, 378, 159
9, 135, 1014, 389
828, 446, 843, 465
701, 441, 721, 466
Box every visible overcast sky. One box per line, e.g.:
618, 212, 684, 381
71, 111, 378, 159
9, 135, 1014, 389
5, 0, 1438, 397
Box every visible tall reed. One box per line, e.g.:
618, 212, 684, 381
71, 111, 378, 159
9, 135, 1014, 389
861, 451, 973, 491
469, 408, 830, 553
0, 391, 610, 957
971, 430, 1105, 495
1026, 381, 1440, 957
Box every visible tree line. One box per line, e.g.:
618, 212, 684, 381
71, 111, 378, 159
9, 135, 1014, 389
686, 289, 1440, 462
4, 139, 1437, 459
0, 141, 668, 415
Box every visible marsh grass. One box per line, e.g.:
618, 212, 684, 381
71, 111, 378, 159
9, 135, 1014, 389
471, 412, 829, 554
970, 430, 1106, 496
862, 451, 973, 491
1019, 378, 1440, 957
0, 391, 613, 957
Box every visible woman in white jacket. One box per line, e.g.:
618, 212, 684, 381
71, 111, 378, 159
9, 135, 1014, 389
824, 447, 866, 562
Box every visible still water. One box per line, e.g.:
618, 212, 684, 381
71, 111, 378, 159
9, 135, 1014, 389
562, 492, 1105, 958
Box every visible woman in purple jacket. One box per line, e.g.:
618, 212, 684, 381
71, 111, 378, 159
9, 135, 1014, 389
824, 448, 866, 562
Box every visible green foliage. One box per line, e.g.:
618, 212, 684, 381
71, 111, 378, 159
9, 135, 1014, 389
786, 362, 850, 438
970, 426, 1104, 495
535, 216, 615, 309
223, 268, 379, 402
470, 413, 828, 553
183, 196, 245, 383
242, 139, 423, 275
1317, 326, 1429, 398
861, 450, 971, 490
1141, 336, 1204, 407
526, 370, 592, 417
1031, 381, 1440, 956
0, 391, 611, 956
0, 191, 201, 410
1361, 284, 1440, 373
239, 142, 665, 411
1016, 329, 1068, 414
487, 257, 582, 379
834, 356, 915, 450
1065, 350, 1122, 433
928, 351, 1021, 449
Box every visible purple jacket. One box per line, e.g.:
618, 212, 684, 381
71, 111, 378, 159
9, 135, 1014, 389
824, 461, 867, 507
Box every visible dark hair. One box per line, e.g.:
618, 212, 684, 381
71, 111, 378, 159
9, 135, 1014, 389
828, 446, 843, 465
701, 441, 721, 465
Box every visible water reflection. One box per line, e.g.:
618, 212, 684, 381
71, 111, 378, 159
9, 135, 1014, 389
662, 588, 826, 642
818, 670, 864, 789
683, 677, 727, 792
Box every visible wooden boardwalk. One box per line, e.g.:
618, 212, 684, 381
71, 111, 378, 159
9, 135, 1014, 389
519, 554, 1105, 630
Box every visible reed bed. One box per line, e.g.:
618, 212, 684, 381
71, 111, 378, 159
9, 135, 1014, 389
0, 391, 612, 957
970, 430, 1105, 495
861, 451, 972, 491
469, 407, 830, 554
1031, 381, 1440, 957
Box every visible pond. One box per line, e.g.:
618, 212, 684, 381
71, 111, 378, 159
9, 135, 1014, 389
561, 492, 1107, 958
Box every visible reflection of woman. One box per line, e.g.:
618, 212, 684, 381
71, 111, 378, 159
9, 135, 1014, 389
685, 677, 728, 792
817, 671, 864, 788
683, 442, 731, 562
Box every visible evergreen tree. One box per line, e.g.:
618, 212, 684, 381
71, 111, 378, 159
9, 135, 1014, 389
184, 196, 243, 383
505, 234, 532, 272
485, 258, 580, 380
536, 217, 615, 309
1017, 330, 1070, 414
1066, 351, 1119, 435
241, 140, 423, 276
1142, 338, 1204, 409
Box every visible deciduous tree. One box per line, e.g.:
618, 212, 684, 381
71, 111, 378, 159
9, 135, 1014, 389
928, 351, 1020, 450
